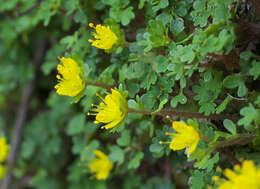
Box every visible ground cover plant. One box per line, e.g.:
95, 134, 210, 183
1, 0, 260, 188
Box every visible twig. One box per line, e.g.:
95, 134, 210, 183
127, 108, 241, 122
86, 81, 114, 90
227, 93, 247, 101
1, 39, 47, 189
215, 136, 255, 148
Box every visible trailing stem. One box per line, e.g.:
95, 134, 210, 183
127, 108, 240, 121
215, 135, 255, 148
86, 81, 114, 90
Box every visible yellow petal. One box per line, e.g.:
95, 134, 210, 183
172, 121, 188, 132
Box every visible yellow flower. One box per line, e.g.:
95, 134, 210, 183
88, 150, 113, 180
167, 121, 200, 155
89, 89, 127, 130
0, 137, 9, 163
218, 160, 260, 189
88, 23, 118, 50
0, 165, 5, 179
54, 57, 85, 97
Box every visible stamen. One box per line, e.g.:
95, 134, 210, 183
165, 132, 174, 136
88, 112, 97, 116
159, 141, 171, 144
90, 108, 99, 112
96, 93, 105, 101
165, 115, 173, 122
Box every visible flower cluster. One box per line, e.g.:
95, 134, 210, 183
214, 160, 260, 189
166, 121, 200, 156
88, 23, 118, 50
88, 150, 113, 180
0, 137, 9, 179
89, 89, 127, 130
55, 57, 85, 97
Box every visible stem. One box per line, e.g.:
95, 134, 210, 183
127, 108, 152, 115
86, 81, 114, 90
127, 108, 240, 121
215, 135, 255, 148
176, 33, 193, 45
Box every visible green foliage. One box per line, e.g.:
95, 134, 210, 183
223, 75, 247, 97
139, 20, 170, 52
193, 72, 222, 115
127, 152, 144, 170
238, 104, 260, 130
249, 60, 260, 80
1, 0, 260, 188
189, 170, 214, 189
223, 119, 237, 135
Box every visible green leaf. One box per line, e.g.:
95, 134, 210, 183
216, 95, 232, 114
110, 5, 135, 26
156, 12, 172, 26
139, 20, 169, 51
64, 0, 78, 14
200, 123, 215, 140
109, 145, 125, 165
249, 60, 260, 80
67, 113, 86, 135
149, 143, 163, 153
152, 0, 169, 12
193, 152, 219, 172
128, 99, 141, 110
189, 170, 204, 189
199, 102, 216, 116
138, 0, 146, 9
223, 119, 237, 135
117, 130, 131, 147
141, 92, 156, 109
238, 104, 259, 130
237, 83, 247, 97
170, 18, 184, 35
127, 81, 140, 98
167, 62, 184, 80
191, 0, 210, 27
152, 94, 168, 114
121, 6, 135, 26
223, 75, 247, 97
21, 138, 36, 159
80, 140, 99, 161
170, 45, 195, 64
170, 92, 187, 108
128, 152, 144, 169
223, 75, 243, 89
126, 62, 145, 79
156, 55, 168, 73
255, 95, 260, 107
201, 153, 219, 171
73, 9, 87, 24
212, 2, 231, 23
